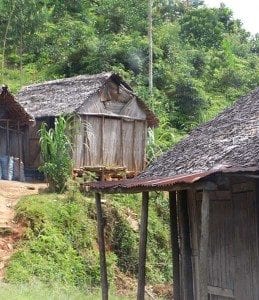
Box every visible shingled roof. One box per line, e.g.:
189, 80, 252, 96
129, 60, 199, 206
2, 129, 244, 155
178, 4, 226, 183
17, 72, 158, 127
140, 87, 259, 179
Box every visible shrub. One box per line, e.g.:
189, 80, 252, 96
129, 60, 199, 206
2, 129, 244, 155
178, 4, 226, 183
39, 116, 73, 193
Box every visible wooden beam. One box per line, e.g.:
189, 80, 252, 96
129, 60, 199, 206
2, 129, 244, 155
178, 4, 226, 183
137, 191, 149, 300
208, 285, 234, 298
169, 191, 180, 300
199, 190, 210, 300
95, 192, 108, 300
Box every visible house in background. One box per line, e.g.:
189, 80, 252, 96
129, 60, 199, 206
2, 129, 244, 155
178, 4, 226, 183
0, 86, 33, 180
17, 73, 158, 177
90, 87, 259, 299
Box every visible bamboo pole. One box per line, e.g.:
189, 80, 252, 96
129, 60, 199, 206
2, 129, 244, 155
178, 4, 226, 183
137, 191, 149, 300
148, 0, 153, 99
95, 192, 108, 300
169, 191, 180, 300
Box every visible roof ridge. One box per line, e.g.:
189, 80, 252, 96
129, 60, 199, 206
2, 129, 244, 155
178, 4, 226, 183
19, 72, 113, 92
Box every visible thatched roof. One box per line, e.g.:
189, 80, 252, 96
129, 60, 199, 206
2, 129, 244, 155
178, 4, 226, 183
140, 87, 259, 179
0, 86, 33, 125
17, 72, 158, 127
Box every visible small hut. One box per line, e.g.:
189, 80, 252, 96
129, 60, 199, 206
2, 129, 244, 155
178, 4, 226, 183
90, 88, 259, 299
17, 73, 158, 177
0, 86, 33, 180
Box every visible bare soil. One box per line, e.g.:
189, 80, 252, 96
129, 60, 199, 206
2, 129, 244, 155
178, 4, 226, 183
0, 180, 47, 279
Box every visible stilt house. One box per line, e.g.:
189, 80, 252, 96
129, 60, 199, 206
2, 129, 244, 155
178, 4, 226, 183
0, 86, 33, 180
17, 73, 158, 176
90, 88, 259, 300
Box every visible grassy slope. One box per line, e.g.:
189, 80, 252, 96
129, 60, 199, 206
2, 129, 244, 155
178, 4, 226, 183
4, 185, 171, 298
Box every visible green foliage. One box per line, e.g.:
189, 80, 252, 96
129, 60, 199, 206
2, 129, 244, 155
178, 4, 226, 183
5, 191, 114, 288
179, 6, 235, 48
109, 207, 139, 275
6, 189, 172, 292
0, 0, 259, 146
39, 115, 73, 193
106, 193, 172, 283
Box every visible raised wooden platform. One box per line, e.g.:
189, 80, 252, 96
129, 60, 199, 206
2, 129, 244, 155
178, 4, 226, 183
73, 165, 138, 181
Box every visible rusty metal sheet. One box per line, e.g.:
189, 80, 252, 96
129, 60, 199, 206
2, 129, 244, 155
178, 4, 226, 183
86, 165, 259, 193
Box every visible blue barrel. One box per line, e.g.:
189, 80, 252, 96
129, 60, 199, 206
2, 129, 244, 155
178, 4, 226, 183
8, 157, 14, 181
0, 155, 14, 180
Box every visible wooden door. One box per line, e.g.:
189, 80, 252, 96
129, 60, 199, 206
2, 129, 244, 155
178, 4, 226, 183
208, 195, 234, 300
232, 190, 259, 300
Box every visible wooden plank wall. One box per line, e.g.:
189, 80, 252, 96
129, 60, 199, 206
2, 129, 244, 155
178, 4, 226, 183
73, 116, 146, 172
0, 126, 6, 155
23, 120, 42, 168
0, 120, 24, 160
187, 179, 259, 300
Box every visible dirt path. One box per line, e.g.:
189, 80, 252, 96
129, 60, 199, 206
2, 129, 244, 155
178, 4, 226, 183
0, 180, 47, 280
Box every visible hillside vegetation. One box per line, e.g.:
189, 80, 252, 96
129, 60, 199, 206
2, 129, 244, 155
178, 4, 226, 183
1, 0, 259, 151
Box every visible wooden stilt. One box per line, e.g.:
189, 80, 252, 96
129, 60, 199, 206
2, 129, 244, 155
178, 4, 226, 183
95, 192, 108, 300
199, 190, 210, 300
169, 191, 180, 300
137, 191, 149, 300
17, 121, 22, 181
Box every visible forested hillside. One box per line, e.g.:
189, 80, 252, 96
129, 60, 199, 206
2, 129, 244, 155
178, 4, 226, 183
1, 0, 259, 154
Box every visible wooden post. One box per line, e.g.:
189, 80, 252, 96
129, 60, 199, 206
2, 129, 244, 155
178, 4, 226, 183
132, 120, 136, 171
188, 190, 200, 300
95, 192, 108, 300
101, 116, 104, 165
199, 190, 210, 300
178, 190, 194, 299
17, 121, 22, 180
120, 119, 124, 167
137, 191, 149, 300
169, 191, 180, 300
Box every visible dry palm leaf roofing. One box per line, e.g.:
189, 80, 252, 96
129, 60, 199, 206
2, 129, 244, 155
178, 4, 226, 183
17, 72, 158, 127
140, 87, 259, 179
0, 86, 33, 125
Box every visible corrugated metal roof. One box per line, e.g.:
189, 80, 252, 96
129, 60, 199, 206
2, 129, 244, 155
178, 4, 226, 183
87, 172, 209, 193
86, 166, 259, 193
